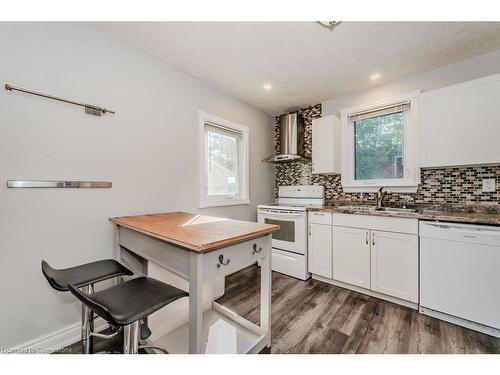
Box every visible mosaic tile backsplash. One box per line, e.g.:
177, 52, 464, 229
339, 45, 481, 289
274, 104, 500, 206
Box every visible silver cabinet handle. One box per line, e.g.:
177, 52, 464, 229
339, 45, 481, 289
309, 225, 312, 236
365, 231, 369, 245
372, 232, 375, 246
427, 223, 451, 229
252, 243, 262, 255
216, 254, 230, 268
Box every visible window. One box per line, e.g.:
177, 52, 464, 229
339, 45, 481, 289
199, 111, 249, 208
354, 109, 405, 180
340, 92, 420, 192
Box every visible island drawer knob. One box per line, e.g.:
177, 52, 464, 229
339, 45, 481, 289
217, 254, 230, 268
252, 243, 262, 255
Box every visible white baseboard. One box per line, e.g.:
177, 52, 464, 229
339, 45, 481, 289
312, 274, 418, 310
313, 275, 500, 338
4, 318, 107, 354
420, 307, 500, 338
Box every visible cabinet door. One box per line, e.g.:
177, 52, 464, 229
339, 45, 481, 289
371, 230, 418, 302
332, 226, 370, 288
308, 223, 332, 278
421, 74, 500, 167
312, 115, 340, 174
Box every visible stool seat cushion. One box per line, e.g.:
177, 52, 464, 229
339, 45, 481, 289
42, 259, 133, 291
69, 277, 189, 326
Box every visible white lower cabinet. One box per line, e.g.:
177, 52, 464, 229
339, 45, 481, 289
308, 212, 419, 306
308, 223, 332, 278
332, 226, 371, 289
370, 230, 418, 303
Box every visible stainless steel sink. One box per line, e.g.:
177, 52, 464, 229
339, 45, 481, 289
337, 205, 373, 211
338, 205, 418, 213
373, 207, 419, 213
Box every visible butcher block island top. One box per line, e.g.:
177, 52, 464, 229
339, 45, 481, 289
109, 211, 278, 252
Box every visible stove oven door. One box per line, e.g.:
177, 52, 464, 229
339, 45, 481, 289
257, 209, 307, 254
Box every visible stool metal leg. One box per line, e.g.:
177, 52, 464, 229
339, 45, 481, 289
81, 284, 95, 354
123, 321, 140, 354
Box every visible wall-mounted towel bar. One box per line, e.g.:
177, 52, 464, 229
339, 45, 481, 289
7, 180, 112, 188
5, 84, 115, 116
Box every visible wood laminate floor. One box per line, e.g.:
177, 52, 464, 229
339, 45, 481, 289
216, 265, 500, 354
60, 265, 500, 354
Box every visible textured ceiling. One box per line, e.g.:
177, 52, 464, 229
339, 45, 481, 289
93, 22, 500, 114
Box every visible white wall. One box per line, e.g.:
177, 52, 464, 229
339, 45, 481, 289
0, 23, 275, 348
322, 48, 500, 116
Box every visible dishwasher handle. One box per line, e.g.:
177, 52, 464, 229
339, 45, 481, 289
424, 222, 500, 234
420, 221, 500, 245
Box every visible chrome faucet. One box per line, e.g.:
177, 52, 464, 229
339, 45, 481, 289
376, 187, 388, 209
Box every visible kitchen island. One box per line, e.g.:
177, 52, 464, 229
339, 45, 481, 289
110, 212, 278, 354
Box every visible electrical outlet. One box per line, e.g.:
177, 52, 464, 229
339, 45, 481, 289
482, 179, 496, 193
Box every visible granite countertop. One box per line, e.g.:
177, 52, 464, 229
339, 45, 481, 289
308, 203, 500, 226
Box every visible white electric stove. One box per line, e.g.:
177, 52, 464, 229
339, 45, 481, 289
257, 185, 324, 280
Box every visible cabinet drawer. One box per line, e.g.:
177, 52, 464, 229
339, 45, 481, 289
272, 248, 308, 280
203, 236, 270, 282
332, 213, 418, 234
308, 211, 332, 225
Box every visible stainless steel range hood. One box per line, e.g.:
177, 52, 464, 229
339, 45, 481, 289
263, 112, 309, 163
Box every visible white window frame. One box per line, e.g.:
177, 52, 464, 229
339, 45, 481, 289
340, 91, 421, 193
199, 111, 249, 208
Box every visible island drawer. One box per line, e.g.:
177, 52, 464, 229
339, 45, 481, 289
203, 235, 270, 281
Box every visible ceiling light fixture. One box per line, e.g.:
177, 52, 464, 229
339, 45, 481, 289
263, 84, 272, 90
317, 21, 342, 31
370, 73, 382, 80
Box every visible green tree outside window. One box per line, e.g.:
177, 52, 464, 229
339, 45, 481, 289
354, 112, 404, 180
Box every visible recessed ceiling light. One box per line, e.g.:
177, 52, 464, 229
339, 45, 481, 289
263, 84, 272, 90
370, 73, 382, 80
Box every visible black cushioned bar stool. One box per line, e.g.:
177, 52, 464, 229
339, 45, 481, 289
69, 276, 188, 354
41, 259, 134, 353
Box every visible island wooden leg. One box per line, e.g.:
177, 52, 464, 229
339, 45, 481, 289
113, 226, 123, 286
260, 234, 272, 349
188, 252, 203, 354
114, 225, 122, 267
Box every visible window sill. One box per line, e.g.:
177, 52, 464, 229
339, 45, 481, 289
199, 198, 250, 209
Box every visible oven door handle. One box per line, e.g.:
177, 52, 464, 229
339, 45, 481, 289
258, 211, 305, 217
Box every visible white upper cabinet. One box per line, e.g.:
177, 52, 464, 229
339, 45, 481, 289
420, 73, 500, 167
312, 115, 341, 174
